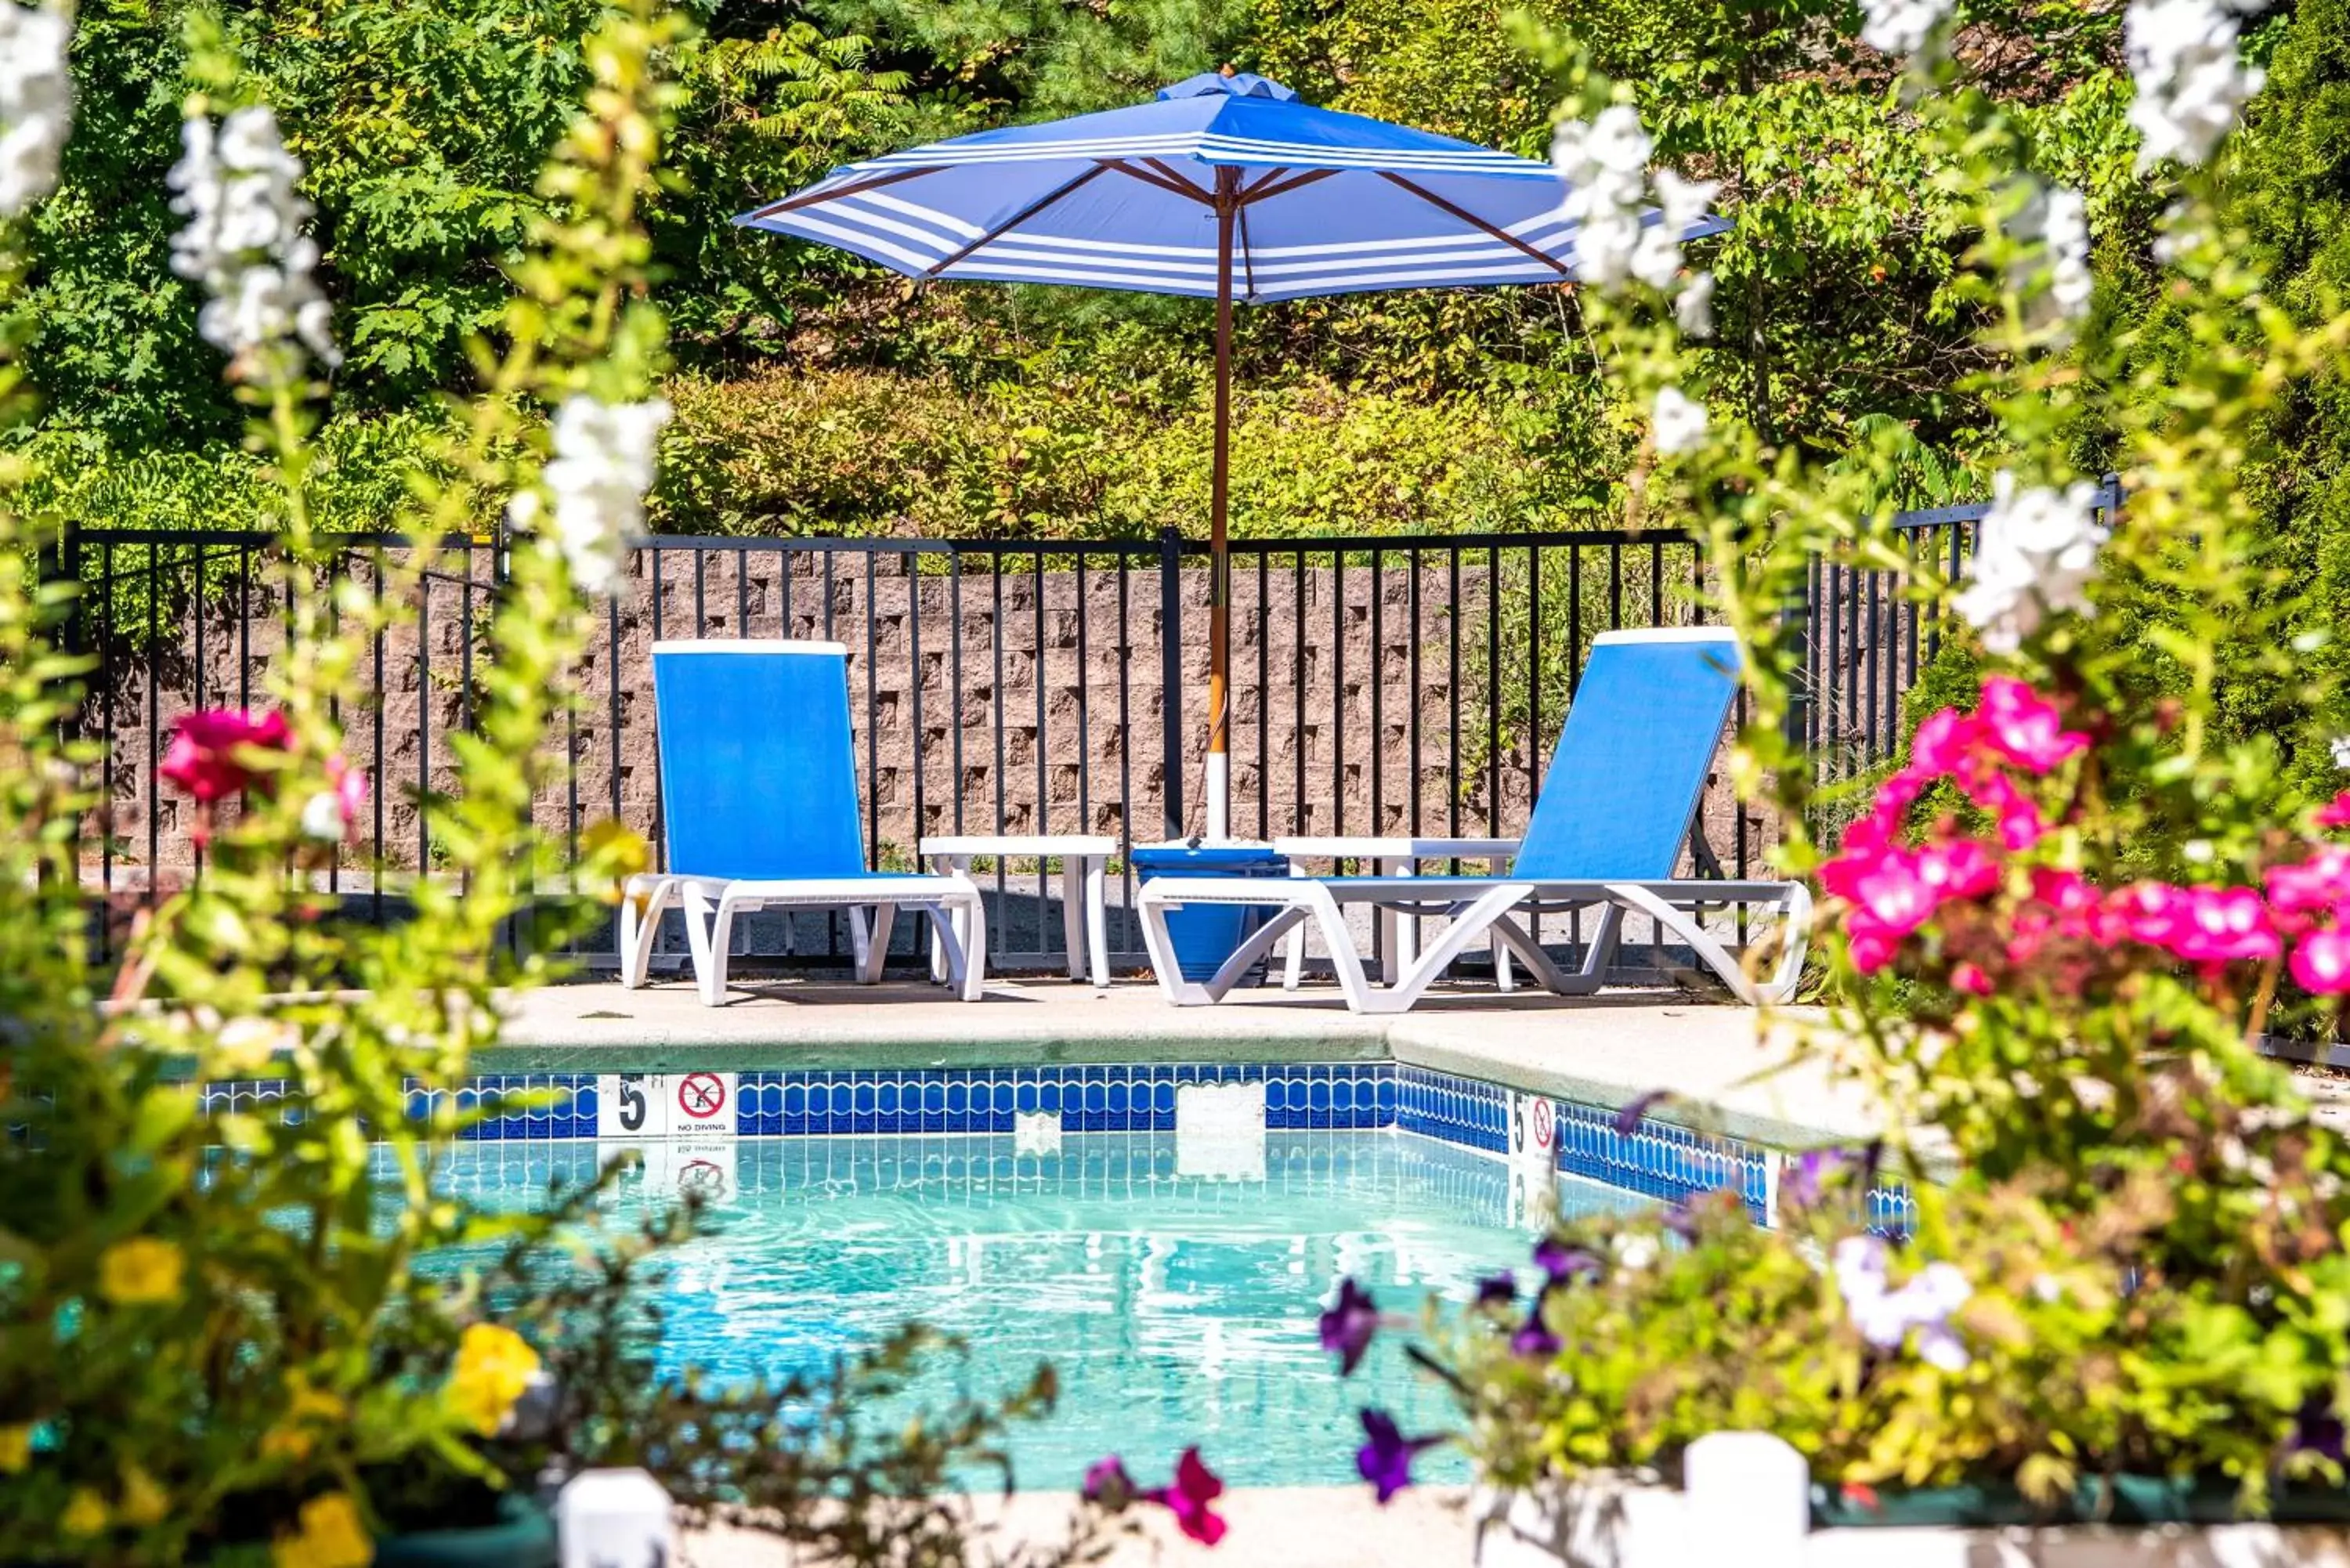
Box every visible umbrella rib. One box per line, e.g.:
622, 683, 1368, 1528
1376, 172, 1571, 276
1143, 157, 1217, 202
1238, 168, 1338, 205
1237, 199, 1258, 301
923, 164, 1113, 277
1097, 158, 1214, 204
1238, 165, 1290, 198
743, 166, 942, 222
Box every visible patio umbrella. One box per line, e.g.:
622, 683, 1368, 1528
736, 69, 1712, 840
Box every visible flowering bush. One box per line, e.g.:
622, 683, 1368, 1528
1296, 0, 2350, 1524
0, 5, 1107, 1563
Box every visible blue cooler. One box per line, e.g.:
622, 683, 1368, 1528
1130, 841, 1292, 985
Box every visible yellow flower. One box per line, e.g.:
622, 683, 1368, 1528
272, 1491, 372, 1568
98, 1237, 185, 1306
580, 818, 650, 902
0, 1424, 31, 1473
118, 1464, 169, 1527
60, 1487, 108, 1537
446, 1322, 540, 1436
262, 1378, 348, 1462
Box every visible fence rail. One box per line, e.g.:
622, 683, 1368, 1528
55, 490, 2079, 977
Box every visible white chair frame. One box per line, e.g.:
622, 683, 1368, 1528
620, 872, 989, 1005
1134, 875, 1810, 1014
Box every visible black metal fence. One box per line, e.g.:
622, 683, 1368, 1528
1791, 475, 2125, 782
56, 487, 2072, 978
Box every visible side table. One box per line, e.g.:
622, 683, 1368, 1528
920, 834, 1119, 989
1269, 836, 1521, 989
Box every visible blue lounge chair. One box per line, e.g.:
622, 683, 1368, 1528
1134, 627, 1810, 1012
619, 641, 989, 1005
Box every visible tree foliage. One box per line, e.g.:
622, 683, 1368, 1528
9, 0, 2341, 557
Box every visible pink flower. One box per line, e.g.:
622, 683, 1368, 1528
1151, 1448, 1228, 1547
1848, 928, 1903, 973
2030, 869, 2110, 937
1957, 767, 2048, 851
300, 756, 369, 844
158, 708, 291, 804
1917, 839, 2000, 901
2292, 929, 2350, 995
2266, 846, 2350, 923
1849, 849, 1938, 938
1950, 961, 1994, 995
1975, 677, 2088, 774
1907, 707, 1979, 776
2319, 793, 2350, 830
2110, 880, 2190, 948
2169, 886, 2281, 965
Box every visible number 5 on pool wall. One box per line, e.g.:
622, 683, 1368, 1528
597, 1072, 667, 1139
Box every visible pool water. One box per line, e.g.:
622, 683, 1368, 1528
428, 1130, 1645, 1490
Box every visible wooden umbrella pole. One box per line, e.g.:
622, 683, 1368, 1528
1207, 167, 1236, 841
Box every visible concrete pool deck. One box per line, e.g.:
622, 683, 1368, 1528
688, 1483, 1478, 1567
496, 978, 1885, 1150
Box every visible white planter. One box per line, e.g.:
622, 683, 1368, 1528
1471, 1434, 2350, 1568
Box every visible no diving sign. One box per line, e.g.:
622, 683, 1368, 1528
677, 1072, 728, 1124
596, 1071, 739, 1140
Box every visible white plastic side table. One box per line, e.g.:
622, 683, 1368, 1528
920, 834, 1118, 989
1269, 836, 1521, 988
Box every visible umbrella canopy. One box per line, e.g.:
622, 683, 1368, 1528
736, 70, 1719, 839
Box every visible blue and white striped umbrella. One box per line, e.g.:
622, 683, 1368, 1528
736, 70, 1605, 301
736, 70, 1716, 837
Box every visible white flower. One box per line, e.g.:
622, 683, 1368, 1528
1553, 108, 1656, 292
299, 789, 348, 842
1653, 170, 1719, 232
2152, 199, 2209, 265
1652, 387, 1708, 455
2124, 0, 2262, 169
1834, 1237, 1972, 1368
2330, 735, 2350, 770
1572, 209, 1642, 288
1952, 470, 2108, 653
1611, 1234, 1661, 1272
168, 105, 339, 379
1860, 0, 1954, 56
2043, 186, 2094, 319
1626, 175, 1720, 291
515, 396, 673, 598
1676, 270, 1716, 337
0, 1, 72, 218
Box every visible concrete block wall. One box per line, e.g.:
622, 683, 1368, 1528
77, 545, 1774, 916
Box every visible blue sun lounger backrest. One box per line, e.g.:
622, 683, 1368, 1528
651, 640, 870, 881
1508, 628, 1741, 882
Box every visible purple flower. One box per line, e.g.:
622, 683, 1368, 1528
2294, 1396, 2347, 1464
1083, 1454, 1137, 1508
1318, 1277, 1380, 1376
1781, 1149, 1849, 1212
1356, 1408, 1444, 1505
1475, 1273, 1517, 1307
1532, 1237, 1601, 1285
1661, 1201, 1701, 1243
1613, 1089, 1672, 1138
1511, 1301, 1561, 1358
1155, 1447, 1227, 1546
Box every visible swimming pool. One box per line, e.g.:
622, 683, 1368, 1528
260, 1058, 1877, 1490
432, 1128, 1649, 1489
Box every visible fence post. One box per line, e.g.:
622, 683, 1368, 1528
1157, 526, 1185, 841
1781, 561, 1813, 758
43, 523, 84, 889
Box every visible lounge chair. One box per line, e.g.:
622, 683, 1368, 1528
1134, 627, 1810, 1013
618, 640, 989, 1005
